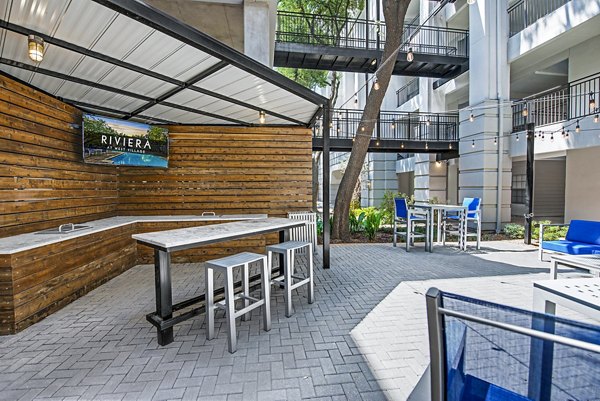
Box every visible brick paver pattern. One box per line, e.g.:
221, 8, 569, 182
0, 240, 589, 401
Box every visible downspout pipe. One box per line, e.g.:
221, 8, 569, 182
495, 0, 504, 233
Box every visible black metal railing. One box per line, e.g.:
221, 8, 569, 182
512, 71, 600, 131
314, 109, 459, 142
508, 0, 571, 36
397, 79, 420, 107
276, 11, 469, 58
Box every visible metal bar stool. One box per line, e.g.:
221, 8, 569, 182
205, 252, 271, 353
267, 241, 314, 317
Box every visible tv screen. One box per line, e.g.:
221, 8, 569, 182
82, 114, 169, 168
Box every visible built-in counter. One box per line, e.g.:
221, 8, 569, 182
0, 214, 271, 335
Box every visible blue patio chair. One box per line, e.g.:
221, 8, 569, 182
393, 197, 428, 252
443, 197, 482, 250
426, 288, 600, 401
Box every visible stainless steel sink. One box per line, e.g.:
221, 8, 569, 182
35, 224, 92, 234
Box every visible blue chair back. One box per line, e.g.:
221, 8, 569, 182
394, 197, 408, 219
462, 197, 481, 219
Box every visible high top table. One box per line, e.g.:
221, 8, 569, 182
133, 217, 307, 345
413, 203, 468, 252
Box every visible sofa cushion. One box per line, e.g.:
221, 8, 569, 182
566, 220, 600, 245
543, 240, 600, 255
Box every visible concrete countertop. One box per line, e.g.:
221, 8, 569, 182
0, 214, 267, 255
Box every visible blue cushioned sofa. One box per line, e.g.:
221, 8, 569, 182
539, 220, 600, 261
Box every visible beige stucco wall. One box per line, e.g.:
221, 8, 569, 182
565, 147, 600, 222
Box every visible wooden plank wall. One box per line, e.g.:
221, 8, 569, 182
0, 74, 119, 237
118, 126, 313, 216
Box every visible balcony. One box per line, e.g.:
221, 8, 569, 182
313, 109, 459, 154
508, 0, 571, 37
397, 79, 420, 107
512, 71, 600, 132
274, 11, 469, 79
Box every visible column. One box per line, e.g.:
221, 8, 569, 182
244, 0, 277, 66
459, 0, 512, 231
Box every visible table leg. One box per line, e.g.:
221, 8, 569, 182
154, 249, 173, 346
428, 210, 433, 253
551, 260, 559, 279
436, 209, 441, 244
461, 210, 468, 251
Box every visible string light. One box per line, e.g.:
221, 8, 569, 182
354, 95, 358, 105
371, 58, 377, 66
469, 110, 474, 122
407, 48, 414, 62
550, 133, 554, 142
258, 111, 266, 124
425, 142, 429, 150
566, 130, 570, 138
376, 140, 380, 146
494, 136, 497, 145
576, 120, 581, 133
471, 140, 475, 148
449, 143, 453, 150
426, 117, 431, 126
391, 119, 396, 130
595, 114, 599, 123
522, 106, 528, 117
401, 142, 404, 149
336, 124, 341, 133
561, 126, 566, 137
516, 133, 519, 141
589, 92, 596, 110
373, 77, 380, 91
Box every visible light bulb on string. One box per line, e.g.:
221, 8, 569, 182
522, 106, 528, 117
566, 130, 570, 138
595, 114, 599, 123
426, 117, 431, 126
401, 142, 404, 149
391, 119, 396, 130
449, 143, 453, 150
516, 133, 519, 141
469, 110, 474, 122
471, 139, 475, 148
589, 92, 596, 110
576, 120, 581, 133
494, 136, 497, 146
373, 77, 380, 91
407, 48, 414, 62
376, 140, 380, 146
561, 127, 566, 137
550, 133, 554, 142
425, 142, 429, 150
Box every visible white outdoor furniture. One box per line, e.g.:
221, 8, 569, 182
287, 211, 317, 253
550, 254, 600, 279
393, 197, 429, 252
267, 241, 314, 317
205, 252, 270, 353
132, 218, 306, 345
413, 203, 468, 252
533, 278, 600, 321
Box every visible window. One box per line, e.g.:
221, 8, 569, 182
511, 174, 526, 204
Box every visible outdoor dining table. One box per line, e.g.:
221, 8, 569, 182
132, 217, 307, 346
413, 203, 468, 252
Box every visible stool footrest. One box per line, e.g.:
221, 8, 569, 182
290, 278, 310, 291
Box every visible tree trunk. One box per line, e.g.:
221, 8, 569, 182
331, 0, 410, 241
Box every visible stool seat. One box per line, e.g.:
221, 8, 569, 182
205, 252, 266, 269
266, 241, 311, 252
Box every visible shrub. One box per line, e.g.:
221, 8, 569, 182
503, 223, 524, 239
362, 209, 382, 241
349, 209, 366, 234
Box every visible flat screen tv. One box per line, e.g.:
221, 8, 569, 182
82, 114, 169, 168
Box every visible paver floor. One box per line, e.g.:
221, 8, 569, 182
0, 240, 589, 401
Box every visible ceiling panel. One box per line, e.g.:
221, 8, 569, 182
52, 0, 118, 49
4, 0, 70, 35
90, 14, 155, 60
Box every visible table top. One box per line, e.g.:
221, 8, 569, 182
551, 254, 600, 268
413, 203, 467, 211
534, 278, 600, 312
133, 218, 306, 252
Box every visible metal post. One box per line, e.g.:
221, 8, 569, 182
323, 106, 331, 269
524, 123, 535, 245
426, 288, 445, 401
376, 0, 381, 51
365, 0, 370, 49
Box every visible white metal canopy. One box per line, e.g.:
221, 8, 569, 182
0, 0, 326, 126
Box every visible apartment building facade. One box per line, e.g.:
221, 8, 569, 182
327, 0, 600, 230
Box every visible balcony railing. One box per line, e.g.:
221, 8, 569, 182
314, 109, 459, 142
512, 71, 600, 131
276, 11, 469, 58
397, 79, 420, 107
508, 0, 571, 37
